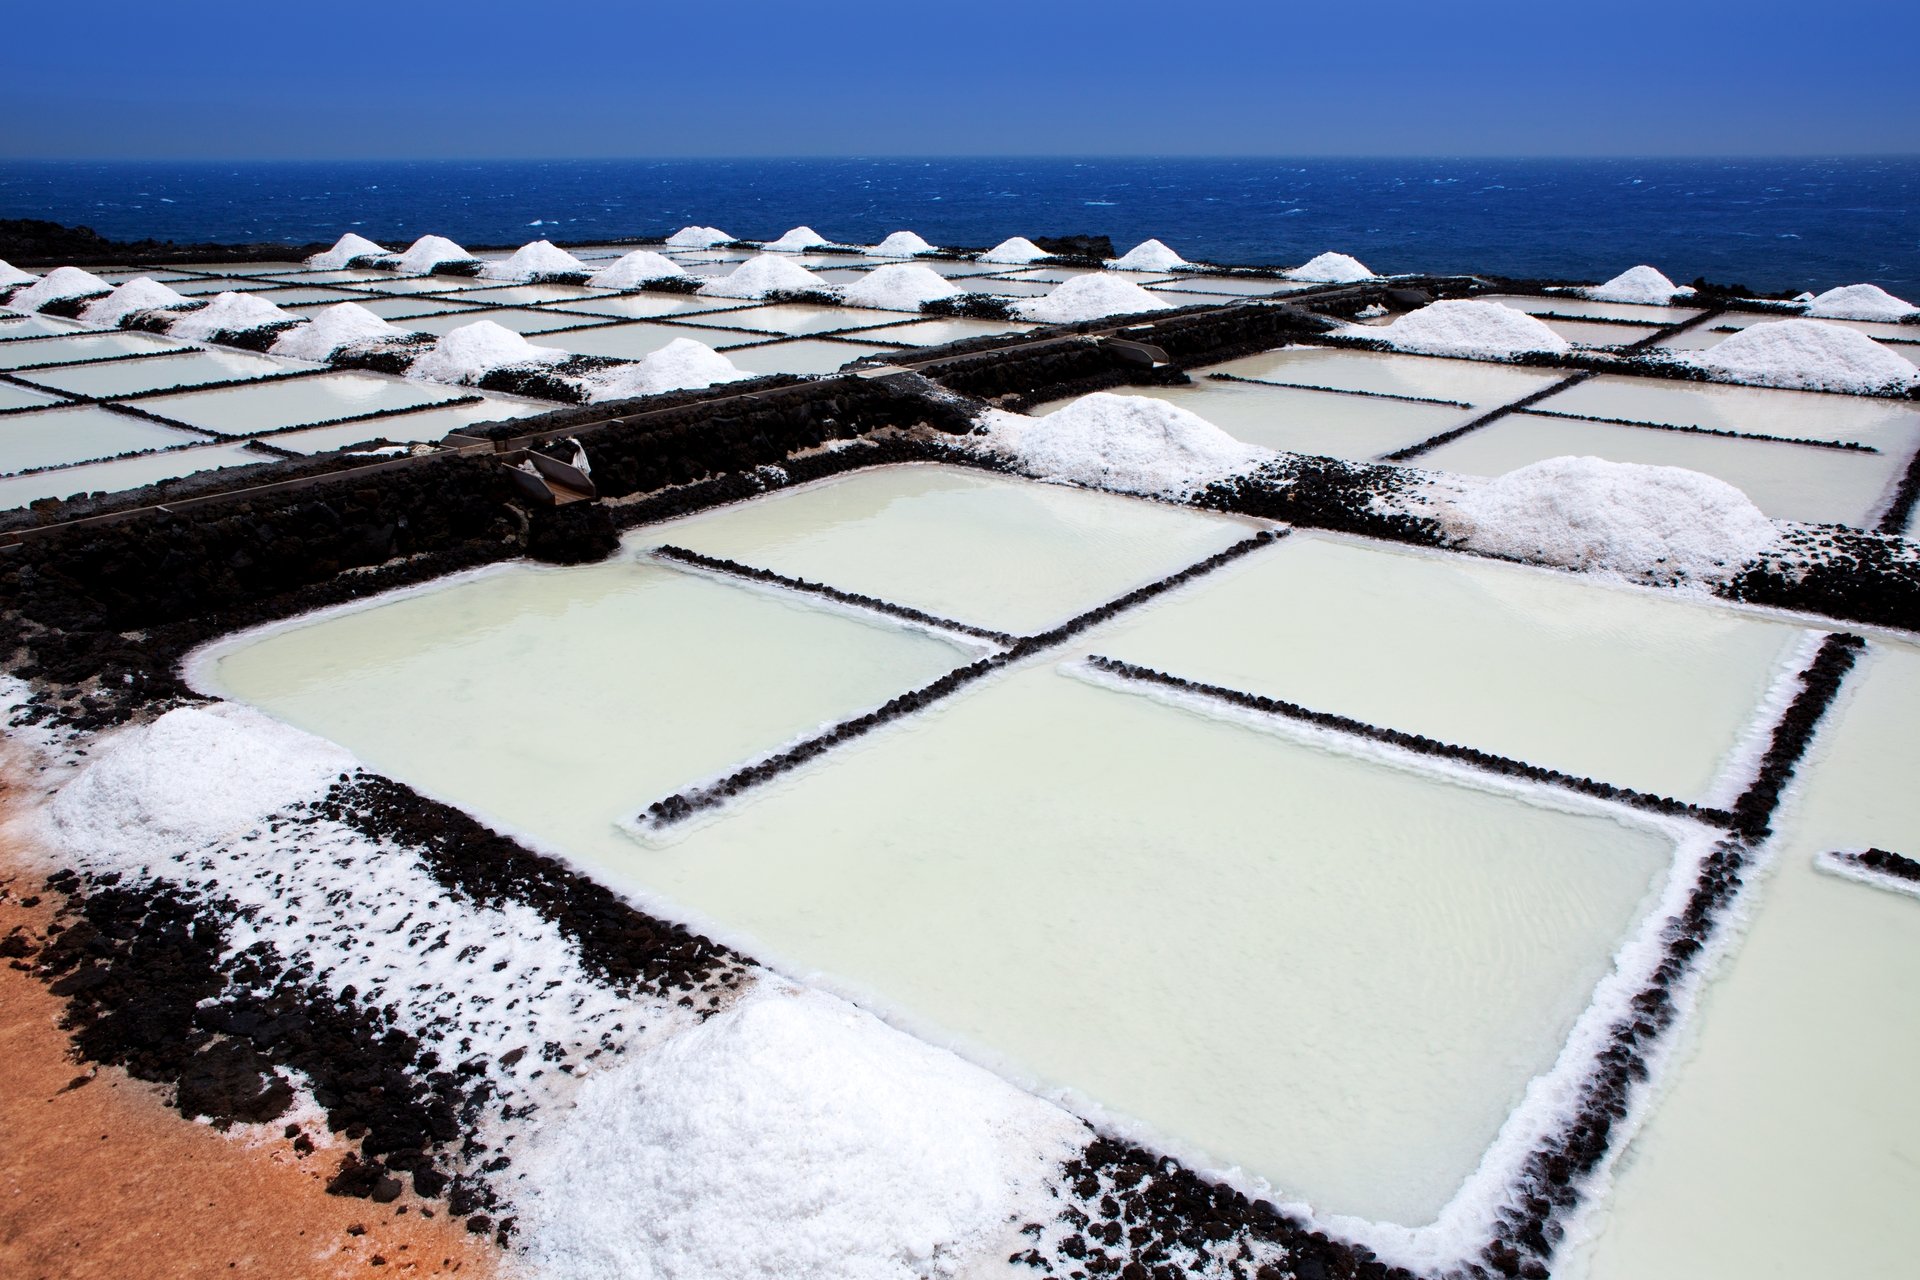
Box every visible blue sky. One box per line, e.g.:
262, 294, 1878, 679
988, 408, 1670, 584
3, 0, 1916, 159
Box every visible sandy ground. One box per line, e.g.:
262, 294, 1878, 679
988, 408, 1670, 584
0, 815, 505, 1278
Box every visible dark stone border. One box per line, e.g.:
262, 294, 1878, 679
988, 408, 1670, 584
1826, 847, 1920, 884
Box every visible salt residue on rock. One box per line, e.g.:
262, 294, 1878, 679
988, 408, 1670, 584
1108, 238, 1187, 271
762, 226, 832, 252
1287, 252, 1376, 283
408, 319, 566, 385
975, 392, 1271, 499
0, 259, 39, 287
167, 291, 295, 342
1687, 318, 1919, 395
666, 226, 735, 248
269, 302, 404, 362
841, 262, 960, 312
1012, 273, 1172, 325
867, 230, 934, 257
1364, 299, 1572, 359
981, 237, 1050, 265
394, 235, 475, 275
699, 254, 832, 300
1806, 283, 1918, 322
587, 250, 687, 289
79, 277, 192, 327
481, 240, 588, 281
5, 265, 111, 312
586, 338, 748, 402
1442, 454, 1779, 583
306, 233, 394, 270
516, 979, 1082, 1280
1587, 265, 1685, 305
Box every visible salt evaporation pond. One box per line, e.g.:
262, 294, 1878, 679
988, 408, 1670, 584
197, 469, 1717, 1230
1574, 639, 1920, 1280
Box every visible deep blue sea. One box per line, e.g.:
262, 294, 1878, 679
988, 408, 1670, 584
3, 158, 1916, 295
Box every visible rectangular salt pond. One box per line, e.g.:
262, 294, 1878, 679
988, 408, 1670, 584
166, 277, 286, 295
676, 304, 904, 337
1577, 640, 1920, 1280
0, 441, 267, 510
343, 276, 496, 294
397, 309, 611, 337
265, 397, 549, 453
541, 294, 756, 322
458, 284, 620, 306
846, 318, 1038, 346
1208, 345, 1565, 407
1478, 295, 1702, 326
1091, 532, 1806, 803
285, 298, 485, 321
0, 331, 187, 369
1156, 276, 1316, 297
16, 350, 287, 398
139, 373, 462, 435
1534, 373, 1920, 453
0, 383, 62, 412
1036, 380, 1467, 461
245, 287, 372, 306
0, 404, 210, 473
717, 339, 893, 375
0, 314, 84, 340
202, 586, 1677, 1227
1421, 412, 1910, 527
1539, 320, 1660, 348
646, 464, 1260, 634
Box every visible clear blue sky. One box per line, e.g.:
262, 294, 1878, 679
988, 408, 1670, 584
4, 0, 1916, 159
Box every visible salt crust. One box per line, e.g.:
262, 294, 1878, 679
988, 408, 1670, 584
80, 277, 192, 327
762, 226, 832, 252
840, 263, 961, 313
698, 255, 831, 300
1107, 239, 1186, 271
1287, 252, 1376, 283
1012, 273, 1172, 325
1587, 265, 1685, 305
517, 980, 1083, 1280
407, 319, 565, 385
166, 291, 295, 342
1442, 455, 1780, 584
666, 226, 734, 248
974, 393, 1271, 500
1686, 318, 1919, 395
481, 240, 589, 282
868, 231, 935, 258
980, 237, 1050, 265
306, 233, 394, 271
1362, 299, 1571, 359
5, 265, 110, 311
268, 302, 403, 362
0, 258, 39, 286
1806, 283, 1918, 322
586, 338, 748, 402
393, 235, 474, 275
587, 250, 687, 289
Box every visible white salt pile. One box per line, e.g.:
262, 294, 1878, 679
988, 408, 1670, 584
1686, 319, 1919, 395
1806, 283, 1918, 322
981, 237, 1050, 265
79, 277, 192, 327
1443, 455, 1779, 583
268, 302, 404, 362
482, 240, 588, 282
5, 265, 111, 311
517, 979, 1081, 1280
0, 259, 38, 287
586, 338, 748, 402
306, 233, 394, 271
975, 392, 1271, 499
762, 226, 833, 252
699, 254, 831, 300
1287, 252, 1377, 283
841, 262, 961, 312
1587, 265, 1688, 305
167, 291, 295, 342
868, 230, 935, 257
1013, 273, 1172, 325
1363, 299, 1572, 359
408, 319, 566, 385
1108, 239, 1187, 271
587, 250, 687, 289
666, 225, 735, 248
394, 235, 476, 275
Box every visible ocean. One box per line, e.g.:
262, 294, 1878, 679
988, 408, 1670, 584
2, 157, 1915, 295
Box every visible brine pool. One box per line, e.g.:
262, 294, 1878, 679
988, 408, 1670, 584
190, 463, 1882, 1242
